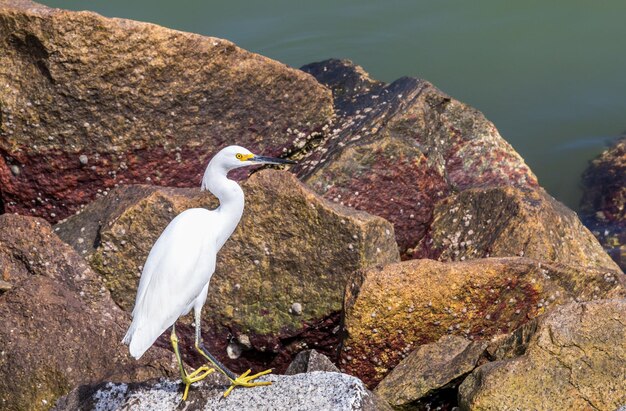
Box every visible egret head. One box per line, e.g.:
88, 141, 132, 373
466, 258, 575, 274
209, 145, 296, 172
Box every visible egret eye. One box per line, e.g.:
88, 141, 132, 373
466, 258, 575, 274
235, 153, 243, 160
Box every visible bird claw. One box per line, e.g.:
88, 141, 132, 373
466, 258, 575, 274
181, 365, 215, 401
223, 368, 273, 397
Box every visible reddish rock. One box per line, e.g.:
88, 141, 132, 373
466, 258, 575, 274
340, 257, 624, 387
0, 0, 333, 223
415, 186, 622, 273
297, 59, 538, 257
0, 214, 176, 411
580, 136, 626, 271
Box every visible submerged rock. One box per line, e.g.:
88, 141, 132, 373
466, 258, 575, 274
416, 185, 621, 273
375, 335, 488, 410
459, 299, 626, 411
580, 136, 626, 271
54, 372, 392, 411
0, 215, 176, 411
297, 59, 538, 257
55, 170, 399, 374
0, 0, 332, 222
340, 257, 624, 386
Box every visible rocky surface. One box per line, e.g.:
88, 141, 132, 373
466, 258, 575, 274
2, 3, 624, 410
483, 319, 540, 363
416, 185, 621, 272
375, 335, 488, 410
0, 0, 332, 222
459, 299, 626, 411
54, 372, 392, 411
581, 136, 626, 271
296, 59, 538, 257
341, 257, 624, 386
284, 349, 340, 375
56, 169, 399, 374
0, 214, 176, 411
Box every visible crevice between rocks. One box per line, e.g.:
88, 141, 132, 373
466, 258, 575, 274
92, 224, 103, 249
151, 311, 342, 377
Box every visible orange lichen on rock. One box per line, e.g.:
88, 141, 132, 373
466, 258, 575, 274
341, 257, 624, 386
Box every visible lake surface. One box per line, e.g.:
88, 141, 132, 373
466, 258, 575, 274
40, 0, 626, 210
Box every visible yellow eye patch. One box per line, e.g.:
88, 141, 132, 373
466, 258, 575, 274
235, 153, 254, 161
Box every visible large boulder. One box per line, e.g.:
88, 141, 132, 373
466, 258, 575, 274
581, 136, 626, 271
375, 335, 488, 410
341, 257, 624, 386
55, 170, 400, 373
459, 299, 626, 411
0, 214, 176, 411
415, 186, 621, 272
0, 0, 333, 222
54, 372, 392, 411
296, 59, 538, 257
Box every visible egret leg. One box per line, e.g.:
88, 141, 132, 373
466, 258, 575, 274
193, 310, 272, 397
171, 324, 215, 401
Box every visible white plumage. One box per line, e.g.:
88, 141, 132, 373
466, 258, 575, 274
122, 145, 294, 399
123, 208, 219, 358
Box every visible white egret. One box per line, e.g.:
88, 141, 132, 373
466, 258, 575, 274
122, 145, 295, 400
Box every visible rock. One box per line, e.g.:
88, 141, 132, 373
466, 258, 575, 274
297, 59, 538, 257
341, 257, 624, 386
54, 372, 392, 411
291, 302, 303, 315
375, 335, 488, 410
0, 279, 11, 293
0, 214, 176, 411
0, 0, 333, 223
483, 319, 540, 362
55, 170, 400, 374
285, 349, 340, 375
581, 136, 626, 271
459, 299, 626, 411
416, 186, 622, 273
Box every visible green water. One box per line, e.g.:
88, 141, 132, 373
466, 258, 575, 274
40, 1, 626, 210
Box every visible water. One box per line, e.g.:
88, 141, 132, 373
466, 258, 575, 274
39, 0, 626, 210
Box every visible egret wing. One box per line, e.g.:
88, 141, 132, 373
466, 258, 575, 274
124, 208, 219, 358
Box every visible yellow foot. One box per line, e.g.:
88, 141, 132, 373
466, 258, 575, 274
182, 365, 215, 401
223, 369, 273, 397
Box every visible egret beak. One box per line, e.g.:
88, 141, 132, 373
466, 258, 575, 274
250, 155, 296, 165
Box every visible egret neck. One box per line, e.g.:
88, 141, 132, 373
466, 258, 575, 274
201, 161, 245, 251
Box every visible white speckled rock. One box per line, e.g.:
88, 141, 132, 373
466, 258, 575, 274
54, 372, 392, 411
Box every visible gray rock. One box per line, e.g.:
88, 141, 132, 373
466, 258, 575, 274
285, 349, 340, 375
375, 335, 488, 410
291, 302, 303, 315
54, 372, 392, 411
459, 299, 626, 410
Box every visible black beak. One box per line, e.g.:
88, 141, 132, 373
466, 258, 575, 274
251, 155, 296, 165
